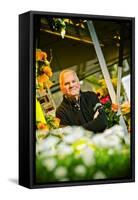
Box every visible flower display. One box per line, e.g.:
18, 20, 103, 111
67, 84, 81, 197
95, 77, 131, 131
36, 49, 60, 135
36, 115, 60, 140
36, 125, 130, 183
102, 100, 120, 128
36, 49, 53, 90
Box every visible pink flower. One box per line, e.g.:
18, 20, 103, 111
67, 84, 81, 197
100, 95, 110, 104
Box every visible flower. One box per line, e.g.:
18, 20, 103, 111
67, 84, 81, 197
36, 49, 47, 61
74, 165, 86, 176
63, 130, 84, 144
111, 103, 119, 112
37, 74, 49, 84
37, 122, 49, 131
121, 101, 130, 114
53, 117, 60, 128
44, 115, 60, 130
43, 79, 53, 88
96, 87, 108, 98
42, 136, 60, 151
36, 49, 54, 90
43, 66, 53, 77
100, 95, 110, 104
43, 158, 57, 171
80, 147, 95, 167
93, 171, 107, 179
54, 166, 68, 179
57, 143, 73, 156
36, 125, 130, 182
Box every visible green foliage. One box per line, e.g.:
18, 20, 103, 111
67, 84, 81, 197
103, 102, 120, 128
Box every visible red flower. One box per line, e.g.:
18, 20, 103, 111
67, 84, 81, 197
100, 95, 110, 104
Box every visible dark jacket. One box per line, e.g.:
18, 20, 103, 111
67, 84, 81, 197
56, 91, 108, 133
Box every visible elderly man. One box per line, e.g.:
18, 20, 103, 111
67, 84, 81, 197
56, 69, 107, 132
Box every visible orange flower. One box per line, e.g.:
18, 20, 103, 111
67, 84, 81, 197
37, 122, 49, 130
36, 50, 47, 61
111, 103, 119, 112
43, 66, 53, 77
43, 79, 54, 89
37, 74, 49, 83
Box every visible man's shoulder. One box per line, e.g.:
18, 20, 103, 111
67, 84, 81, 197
81, 91, 99, 106
81, 91, 97, 98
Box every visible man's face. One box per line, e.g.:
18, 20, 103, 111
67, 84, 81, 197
61, 72, 80, 98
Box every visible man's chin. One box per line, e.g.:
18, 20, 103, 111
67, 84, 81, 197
67, 93, 80, 99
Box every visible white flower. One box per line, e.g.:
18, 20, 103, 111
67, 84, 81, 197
57, 143, 73, 156
63, 126, 84, 135
103, 128, 113, 137
92, 134, 107, 148
93, 171, 106, 179
40, 147, 57, 157
105, 135, 121, 149
81, 147, 95, 167
124, 134, 130, 145
62, 126, 74, 135
43, 158, 57, 171
54, 166, 67, 179
50, 128, 63, 137
111, 125, 125, 138
63, 132, 83, 144
92, 131, 122, 149
74, 165, 86, 176
42, 136, 60, 150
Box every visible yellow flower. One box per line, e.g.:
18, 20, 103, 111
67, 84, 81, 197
96, 87, 108, 98
43, 66, 53, 77
111, 78, 117, 87
98, 79, 106, 87
121, 102, 130, 114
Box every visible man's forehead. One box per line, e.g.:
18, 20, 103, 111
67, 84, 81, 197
63, 74, 77, 84
63, 71, 76, 79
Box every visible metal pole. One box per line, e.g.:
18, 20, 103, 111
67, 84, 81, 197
87, 21, 116, 104
117, 67, 122, 104
87, 20, 128, 135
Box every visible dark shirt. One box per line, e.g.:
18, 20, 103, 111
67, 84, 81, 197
56, 91, 108, 133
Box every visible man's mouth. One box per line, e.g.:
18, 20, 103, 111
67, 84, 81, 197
70, 88, 77, 92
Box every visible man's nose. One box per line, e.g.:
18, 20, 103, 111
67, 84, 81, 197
69, 82, 74, 88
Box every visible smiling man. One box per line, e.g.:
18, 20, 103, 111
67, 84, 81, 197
56, 69, 108, 133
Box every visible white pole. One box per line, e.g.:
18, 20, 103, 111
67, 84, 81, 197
87, 21, 116, 104
117, 66, 122, 104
